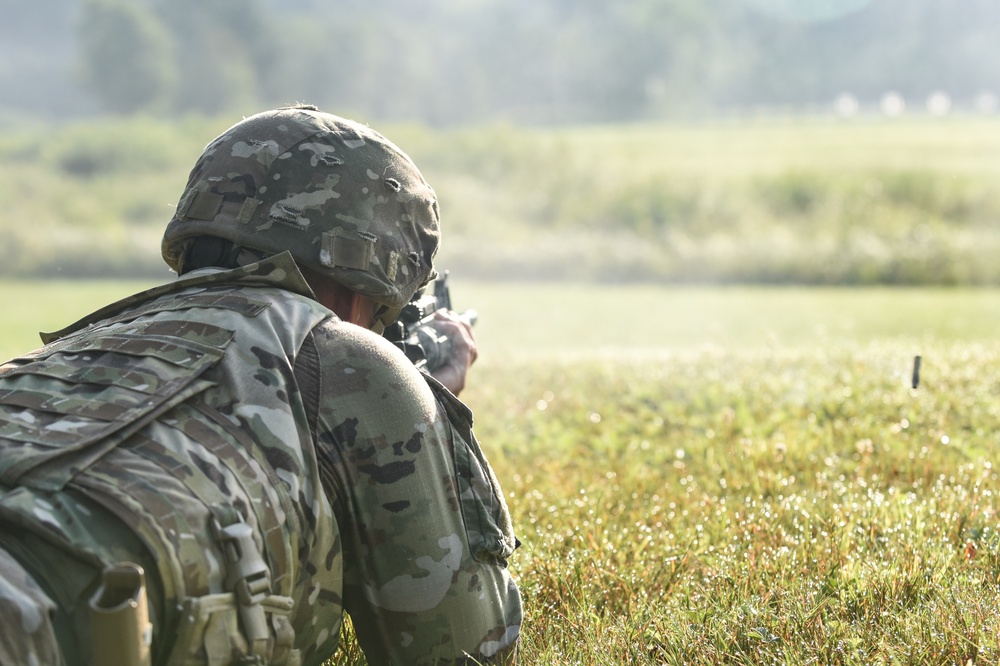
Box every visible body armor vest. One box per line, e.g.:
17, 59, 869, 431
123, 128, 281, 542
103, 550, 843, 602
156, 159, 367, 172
0, 259, 338, 664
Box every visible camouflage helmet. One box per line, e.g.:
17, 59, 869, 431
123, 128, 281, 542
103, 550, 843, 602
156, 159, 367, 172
162, 105, 440, 310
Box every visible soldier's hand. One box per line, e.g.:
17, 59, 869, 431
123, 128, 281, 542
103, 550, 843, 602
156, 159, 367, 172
427, 309, 477, 395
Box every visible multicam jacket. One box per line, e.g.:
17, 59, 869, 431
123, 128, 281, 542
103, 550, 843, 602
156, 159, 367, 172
0, 252, 521, 666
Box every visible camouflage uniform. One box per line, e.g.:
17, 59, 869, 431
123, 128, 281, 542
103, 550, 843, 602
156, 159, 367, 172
0, 107, 521, 665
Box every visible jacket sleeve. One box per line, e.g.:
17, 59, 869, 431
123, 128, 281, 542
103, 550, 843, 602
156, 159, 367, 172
308, 318, 522, 665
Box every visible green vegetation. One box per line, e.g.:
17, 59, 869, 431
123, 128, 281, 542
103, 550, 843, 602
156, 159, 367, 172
468, 285, 1000, 664
3, 281, 999, 664
2, 116, 1000, 285
470, 345, 1000, 665
0, 116, 208, 277
0, 280, 158, 359
79, 0, 177, 115
415, 118, 1000, 285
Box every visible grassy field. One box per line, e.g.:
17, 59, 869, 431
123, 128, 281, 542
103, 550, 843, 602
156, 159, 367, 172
4, 279, 999, 359
3, 281, 1000, 663
473, 344, 1000, 665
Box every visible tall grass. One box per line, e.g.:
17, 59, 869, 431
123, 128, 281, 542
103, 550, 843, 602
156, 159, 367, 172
468, 346, 1000, 664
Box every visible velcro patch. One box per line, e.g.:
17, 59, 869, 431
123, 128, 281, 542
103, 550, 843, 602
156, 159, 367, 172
320, 231, 374, 270
185, 191, 224, 221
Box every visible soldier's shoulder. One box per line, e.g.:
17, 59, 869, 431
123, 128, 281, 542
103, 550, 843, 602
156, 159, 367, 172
312, 318, 418, 371
311, 319, 435, 407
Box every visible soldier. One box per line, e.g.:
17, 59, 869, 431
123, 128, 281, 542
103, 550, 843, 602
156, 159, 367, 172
0, 105, 522, 665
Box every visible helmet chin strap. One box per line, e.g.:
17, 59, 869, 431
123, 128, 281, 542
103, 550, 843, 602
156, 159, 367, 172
180, 237, 270, 274
371, 305, 402, 335
369, 272, 436, 333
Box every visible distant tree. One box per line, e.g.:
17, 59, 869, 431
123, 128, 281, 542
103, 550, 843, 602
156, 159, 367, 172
151, 0, 273, 115
54, 0, 1000, 124
78, 0, 176, 115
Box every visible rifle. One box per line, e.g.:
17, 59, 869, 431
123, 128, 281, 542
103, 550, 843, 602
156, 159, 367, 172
383, 271, 477, 373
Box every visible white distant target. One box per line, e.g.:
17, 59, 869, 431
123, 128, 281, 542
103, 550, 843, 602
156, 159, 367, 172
926, 91, 951, 116
880, 91, 905, 117
834, 93, 859, 118
975, 91, 998, 114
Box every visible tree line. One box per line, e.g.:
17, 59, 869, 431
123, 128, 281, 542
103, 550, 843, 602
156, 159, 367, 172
3, 0, 1000, 126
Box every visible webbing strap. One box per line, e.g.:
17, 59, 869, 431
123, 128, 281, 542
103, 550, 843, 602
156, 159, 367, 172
210, 506, 271, 662
190, 402, 301, 599
73, 405, 299, 602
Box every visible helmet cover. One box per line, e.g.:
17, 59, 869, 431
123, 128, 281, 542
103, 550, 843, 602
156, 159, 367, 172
162, 106, 440, 309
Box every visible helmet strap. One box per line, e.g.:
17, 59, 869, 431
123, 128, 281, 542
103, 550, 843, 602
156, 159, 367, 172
180, 237, 270, 274
371, 305, 402, 335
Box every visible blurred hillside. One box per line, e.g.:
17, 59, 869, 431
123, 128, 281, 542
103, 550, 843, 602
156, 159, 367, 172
1, 116, 998, 284
3, 0, 1000, 126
